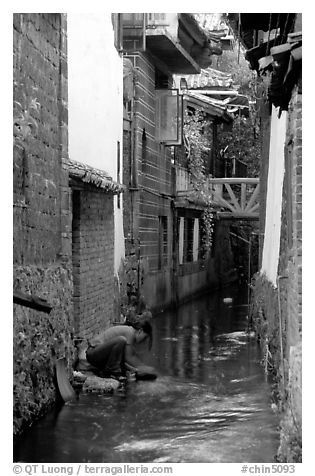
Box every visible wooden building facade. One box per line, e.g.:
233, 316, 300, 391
121, 14, 236, 310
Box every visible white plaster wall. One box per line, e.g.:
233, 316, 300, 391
179, 217, 184, 265
193, 218, 199, 261
261, 105, 287, 286
67, 13, 125, 273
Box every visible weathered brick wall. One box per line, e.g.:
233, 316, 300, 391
251, 85, 302, 462
277, 86, 302, 462
13, 13, 70, 264
13, 14, 73, 435
279, 87, 302, 350
72, 190, 115, 339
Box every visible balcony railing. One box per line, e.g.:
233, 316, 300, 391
208, 177, 260, 219
175, 170, 259, 219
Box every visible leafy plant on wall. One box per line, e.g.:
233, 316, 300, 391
13, 266, 74, 435
183, 108, 214, 252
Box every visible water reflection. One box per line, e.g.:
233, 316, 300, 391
14, 286, 279, 463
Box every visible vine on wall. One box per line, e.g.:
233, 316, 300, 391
183, 108, 214, 252
13, 264, 74, 435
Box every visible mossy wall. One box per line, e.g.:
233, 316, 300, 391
13, 263, 74, 436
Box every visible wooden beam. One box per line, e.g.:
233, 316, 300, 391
212, 191, 236, 212
241, 182, 247, 210
13, 290, 52, 314
208, 178, 259, 185
193, 89, 239, 96
225, 183, 242, 211
247, 202, 259, 214
244, 183, 260, 212
217, 212, 259, 220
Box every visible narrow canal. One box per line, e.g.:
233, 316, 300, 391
14, 285, 279, 463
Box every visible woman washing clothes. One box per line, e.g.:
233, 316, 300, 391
85, 320, 156, 381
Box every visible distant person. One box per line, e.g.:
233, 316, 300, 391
85, 321, 156, 381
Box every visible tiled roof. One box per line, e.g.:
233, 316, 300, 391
184, 91, 234, 123
68, 159, 124, 194
175, 67, 234, 90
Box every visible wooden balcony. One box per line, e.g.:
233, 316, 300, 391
145, 14, 202, 74
121, 13, 209, 74
208, 177, 260, 219
174, 166, 260, 219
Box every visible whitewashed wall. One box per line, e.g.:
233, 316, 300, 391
261, 105, 288, 286
193, 219, 199, 261
179, 217, 184, 264
67, 13, 125, 273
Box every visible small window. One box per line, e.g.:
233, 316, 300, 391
155, 89, 183, 146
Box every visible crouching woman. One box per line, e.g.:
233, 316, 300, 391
86, 321, 156, 380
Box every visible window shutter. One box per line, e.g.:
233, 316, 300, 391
155, 89, 183, 145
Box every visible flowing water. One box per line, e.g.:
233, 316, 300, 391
14, 286, 279, 463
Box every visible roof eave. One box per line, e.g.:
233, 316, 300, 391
68, 159, 124, 194
184, 92, 234, 123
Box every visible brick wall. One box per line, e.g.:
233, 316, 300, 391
279, 87, 302, 350
72, 190, 115, 339
13, 14, 73, 435
13, 14, 71, 264
251, 85, 302, 462
278, 87, 302, 461
252, 86, 302, 365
